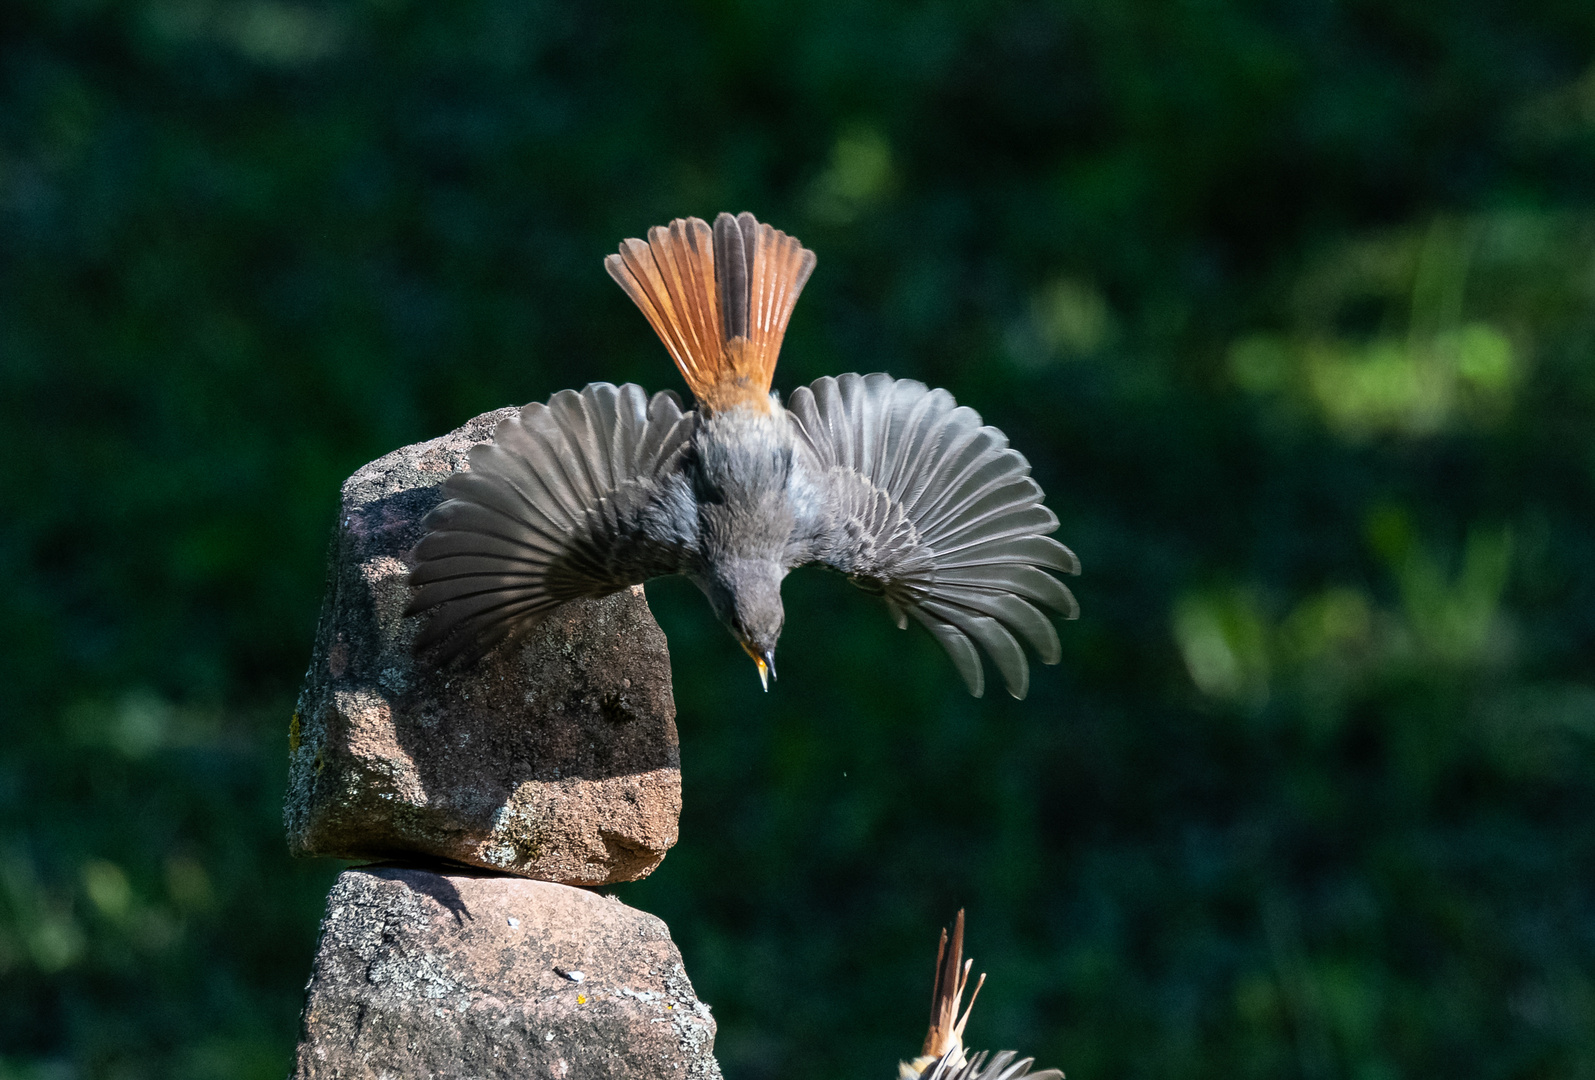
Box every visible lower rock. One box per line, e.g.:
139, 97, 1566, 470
293, 867, 722, 1080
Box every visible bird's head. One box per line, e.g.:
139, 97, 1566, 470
697, 558, 786, 691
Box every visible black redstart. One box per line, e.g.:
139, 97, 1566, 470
407, 213, 1078, 698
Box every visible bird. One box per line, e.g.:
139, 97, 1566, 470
405, 212, 1078, 698
899, 911, 1063, 1080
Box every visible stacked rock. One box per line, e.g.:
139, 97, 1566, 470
284, 409, 721, 1079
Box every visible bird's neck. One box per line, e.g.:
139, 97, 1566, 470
693, 403, 796, 493
690, 403, 799, 563
697, 399, 789, 446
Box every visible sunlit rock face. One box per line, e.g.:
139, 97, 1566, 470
284, 409, 681, 885
292, 868, 722, 1080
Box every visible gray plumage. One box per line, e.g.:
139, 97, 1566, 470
406, 213, 1077, 698
916, 1050, 1063, 1080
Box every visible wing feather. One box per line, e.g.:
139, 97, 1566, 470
917, 474, 1037, 541
936, 534, 1079, 575
899, 414, 990, 516
919, 1050, 1064, 1080
415, 594, 562, 655
883, 384, 951, 497
905, 607, 986, 698
948, 563, 1076, 614
932, 586, 1061, 666
421, 489, 575, 560
910, 437, 1021, 528
934, 505, 1060, 552
636, 390, 690, 472
484, 423, 585, 519
409, 554, 545, 583
444, 463, 570, 532
919, 599, 1029, 700
412, 530, 563, 565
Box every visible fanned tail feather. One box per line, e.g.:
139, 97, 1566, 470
605, 212, 815, 413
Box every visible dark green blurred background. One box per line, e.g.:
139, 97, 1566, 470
5, 0, 1595, 1077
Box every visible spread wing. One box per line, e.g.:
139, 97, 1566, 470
406, 382, 697, 662
917, 1051, 1063, 1080
787, 373, 1078, 699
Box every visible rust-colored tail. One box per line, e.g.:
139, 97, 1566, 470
605, 212, 816, 413
923, 909, 986, 1061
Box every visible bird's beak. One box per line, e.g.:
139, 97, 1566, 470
741, 643, 776, 691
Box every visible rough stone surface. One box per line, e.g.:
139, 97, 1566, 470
293, 867, 722, 1080
285, 408, 681, 885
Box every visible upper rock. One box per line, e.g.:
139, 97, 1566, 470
284, 407, 682, 885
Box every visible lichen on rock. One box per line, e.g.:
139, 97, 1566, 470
293, 868, 722, 1080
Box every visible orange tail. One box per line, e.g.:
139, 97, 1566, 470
923, 909, 986, 1060
605, 212, 816, 413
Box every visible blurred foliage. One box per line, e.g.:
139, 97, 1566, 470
3, 0, 1595, 1078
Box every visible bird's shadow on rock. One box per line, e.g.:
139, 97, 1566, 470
373, 865, 475, 925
